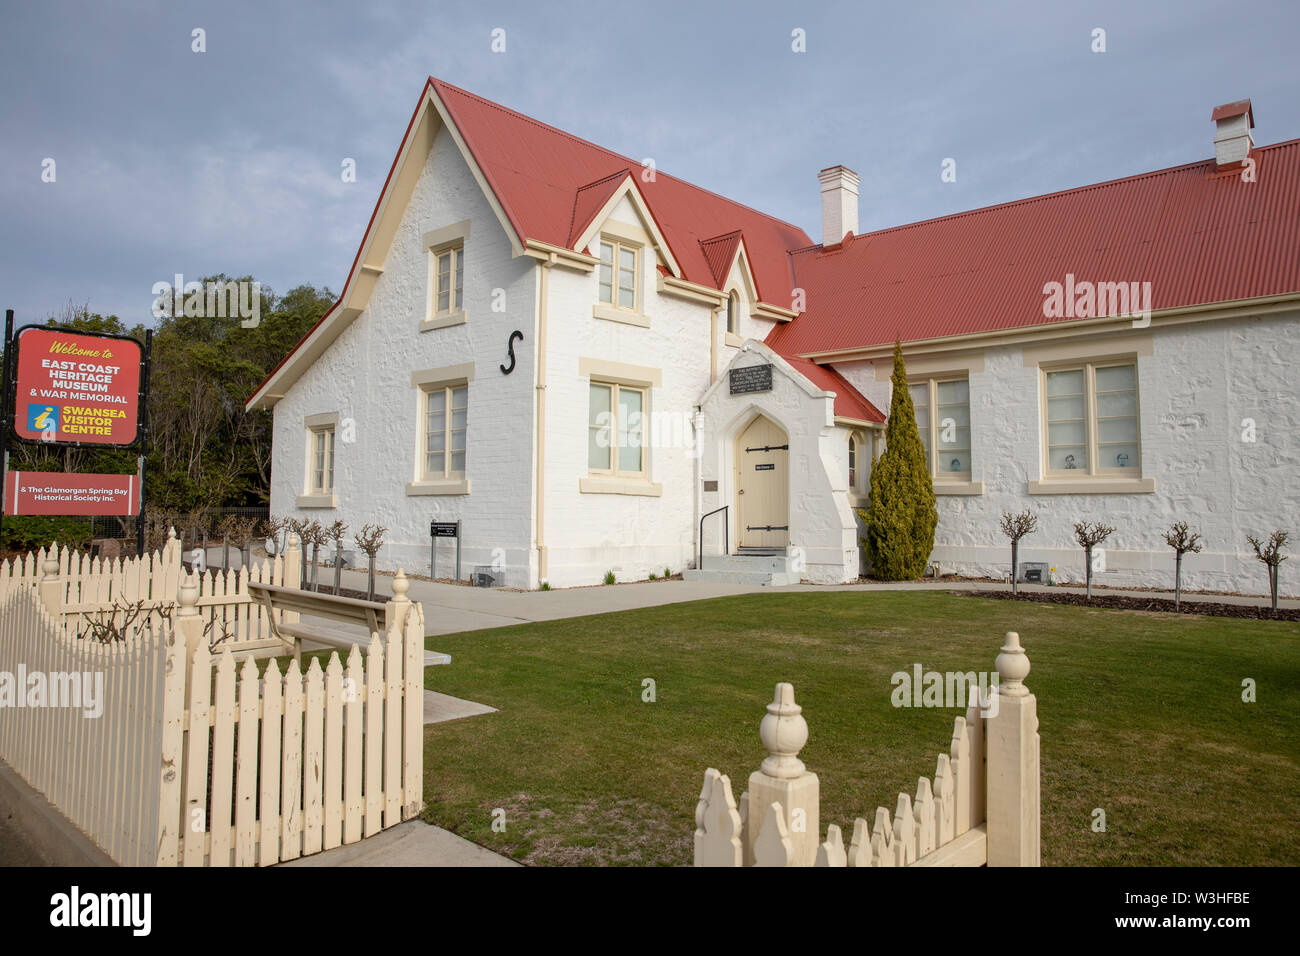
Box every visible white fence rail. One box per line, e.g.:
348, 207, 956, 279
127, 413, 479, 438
2, 530, 303, 656
0, 536, 425, 866
694, 632, 1040, 867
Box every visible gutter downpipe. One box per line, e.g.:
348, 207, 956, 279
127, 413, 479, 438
534, 256, 553, 586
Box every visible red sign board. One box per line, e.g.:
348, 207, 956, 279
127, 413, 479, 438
4, 471, 140, 516
12, 327, 142, 446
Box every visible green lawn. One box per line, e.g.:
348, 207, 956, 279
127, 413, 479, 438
418, 590, 1300, 866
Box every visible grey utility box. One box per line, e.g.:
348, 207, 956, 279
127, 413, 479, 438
473, 565, 504, 588
1018, 561, 1049, 584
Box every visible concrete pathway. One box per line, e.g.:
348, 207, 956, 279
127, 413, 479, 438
278, 819, 519, 867
424, 690, 497, 724
317, 566, 1297, 637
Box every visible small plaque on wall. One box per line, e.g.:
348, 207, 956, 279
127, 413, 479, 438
729, 364, 773, 394
703, 480, 718, 492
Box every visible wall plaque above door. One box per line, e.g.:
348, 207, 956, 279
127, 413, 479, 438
729, 364, 773, 395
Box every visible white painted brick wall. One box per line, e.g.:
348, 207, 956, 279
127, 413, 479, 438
830, 311, 1300, 596
270, 127, 538, 587
697, 344, 859, 584
541, 198, 716, 587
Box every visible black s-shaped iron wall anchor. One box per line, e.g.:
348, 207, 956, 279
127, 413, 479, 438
500, 330, 524, 374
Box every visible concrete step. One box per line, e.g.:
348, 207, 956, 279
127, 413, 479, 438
682, 569, 798, 586
696, 552, 800, 575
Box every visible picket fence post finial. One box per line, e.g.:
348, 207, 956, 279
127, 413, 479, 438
760, 682, 808, 779
995, 631, 1030, 698
177, 572, 200, 616
393, 569, 409, 600
38, 551, 62, 617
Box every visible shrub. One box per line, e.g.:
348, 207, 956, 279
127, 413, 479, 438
603, 570, 616, 586
648, 572, 657, 581
1, 515, 92, 554
861, 341, 937, 580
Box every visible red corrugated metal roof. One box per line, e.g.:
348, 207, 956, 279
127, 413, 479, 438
568, 170, 629, 247
767, 139, 1300, 357
431, 78, 810, 302
785, 356, 885, 423
699, 231, 743, 287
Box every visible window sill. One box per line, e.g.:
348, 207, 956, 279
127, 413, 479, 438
579, 476, 662, 497
1027, 477, 1156, 495
295, 493, 337, 509
934, 480, 984, 496
405, 478, 471, 496
724, 332, 742, 348
592, 302, 650, 328
420, 310, 467, 332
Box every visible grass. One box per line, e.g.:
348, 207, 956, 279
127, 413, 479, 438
417, 589, 1300, 866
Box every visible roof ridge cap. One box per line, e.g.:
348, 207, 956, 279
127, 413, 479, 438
834, 137, 1300, 242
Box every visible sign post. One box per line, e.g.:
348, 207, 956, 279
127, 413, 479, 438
430, 520, 461, 582
2, 316, 152, 554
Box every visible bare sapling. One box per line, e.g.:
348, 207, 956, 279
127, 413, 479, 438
1073, 520, 1115, 600
1246, 530, 1289, 612
1161, 521, 1203, 611
328, 520, 349, 595
999, 510, 1039, 596
353, 523, 388, 601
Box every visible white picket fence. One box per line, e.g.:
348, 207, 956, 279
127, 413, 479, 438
2, 530, 303, 655
0, 586, 167, 865
0, 538, 426, 866
694, 632, 1040, 867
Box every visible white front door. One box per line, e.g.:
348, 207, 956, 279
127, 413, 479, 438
736, 415, 789, 549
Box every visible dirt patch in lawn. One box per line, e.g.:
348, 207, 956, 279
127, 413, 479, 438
962, 589, 1299, 621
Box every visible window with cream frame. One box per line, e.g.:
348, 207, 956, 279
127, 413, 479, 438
421, 383, 468, 480
307, 424, 335, 494
907, 377, 971, 480
428, 242, 464, 318
598, 238, 639, 311
588, 381, 647, 478
1041, 361, 1140, 477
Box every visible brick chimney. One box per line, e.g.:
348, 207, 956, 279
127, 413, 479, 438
818, 165, 859, 246
1212, 99, 1254, 168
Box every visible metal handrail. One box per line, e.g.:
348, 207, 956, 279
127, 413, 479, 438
699, 505, 729, 572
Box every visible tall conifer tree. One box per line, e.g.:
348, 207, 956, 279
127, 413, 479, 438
862, 341, 938, 579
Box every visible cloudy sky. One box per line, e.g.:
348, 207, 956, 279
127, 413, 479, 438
1, 0, 1296, 325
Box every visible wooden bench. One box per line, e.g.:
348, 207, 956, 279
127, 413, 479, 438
247, 582, 390, 663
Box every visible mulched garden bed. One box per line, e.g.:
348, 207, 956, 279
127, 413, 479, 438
964, 588, 1300, 621
303, 583, 379, 602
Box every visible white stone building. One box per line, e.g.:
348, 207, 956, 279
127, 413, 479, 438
248, 85, 1298, 594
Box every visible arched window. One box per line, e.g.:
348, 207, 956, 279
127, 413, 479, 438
848, 435, 857, 489
726, 291, 739, 335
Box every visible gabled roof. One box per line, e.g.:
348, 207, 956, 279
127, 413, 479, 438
767, 138, 1300, 358
430, 78, 810, 302
700, 231, 743, 287
784, 356, 885, 424
568, 170, 630, 247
